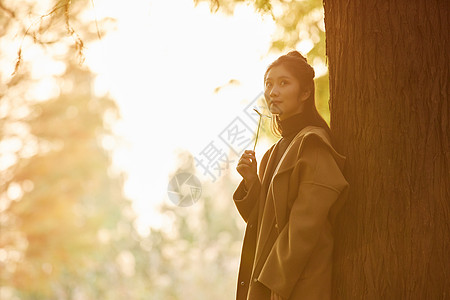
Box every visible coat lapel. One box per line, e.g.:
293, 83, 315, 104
256, 140, 281, 229
260, 140, 282, 189
253, 126, 314, 269
270, 126, 321, 226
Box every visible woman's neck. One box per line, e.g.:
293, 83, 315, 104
279, 111, 312, 138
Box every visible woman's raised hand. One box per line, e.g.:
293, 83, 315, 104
236, 150, 258, 188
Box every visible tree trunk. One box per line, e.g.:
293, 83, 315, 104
324, 0, 449, 299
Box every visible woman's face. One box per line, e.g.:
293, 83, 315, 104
264, 64, 309, 121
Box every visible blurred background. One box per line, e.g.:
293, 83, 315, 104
0, 0, 329, 299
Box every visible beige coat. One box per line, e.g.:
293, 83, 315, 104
233, 126, 349, 300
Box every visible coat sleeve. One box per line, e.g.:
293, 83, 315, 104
257, 135, 349, 299
232, 145, 274, 223
233, 178, 261, 223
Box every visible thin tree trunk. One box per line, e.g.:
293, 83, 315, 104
324, 0, 449, 299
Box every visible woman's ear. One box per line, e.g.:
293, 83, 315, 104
299, 90, 311, 102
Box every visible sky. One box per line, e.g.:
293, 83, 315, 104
82, 0, 284, 234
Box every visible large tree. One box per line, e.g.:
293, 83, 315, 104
324, 0, 449, 298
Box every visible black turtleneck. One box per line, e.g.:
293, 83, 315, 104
279, 111, 313, 138
273, 111, 313, 171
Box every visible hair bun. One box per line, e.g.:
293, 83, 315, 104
264, 49, 315, 83
286, 50, 308, 63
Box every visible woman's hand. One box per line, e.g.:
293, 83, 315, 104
236, 150, 258, 189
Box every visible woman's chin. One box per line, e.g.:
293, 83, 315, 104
269, 106, 281, 115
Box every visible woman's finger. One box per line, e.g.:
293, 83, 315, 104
239, 156, 255, 165
241, 153, 255, 160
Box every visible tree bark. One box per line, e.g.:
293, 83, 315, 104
324, 0, 449, 299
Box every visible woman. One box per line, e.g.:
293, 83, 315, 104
233, 51, 349, 300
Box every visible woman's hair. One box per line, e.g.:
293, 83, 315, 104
264, 50, 332, 141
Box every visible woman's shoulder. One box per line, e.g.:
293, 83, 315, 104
294, 125, 331, 145
293, 127, 349, 192
295, 126, 346, 170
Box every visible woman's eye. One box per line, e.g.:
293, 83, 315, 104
280, 80, 287, 86
265, 82, 272, 88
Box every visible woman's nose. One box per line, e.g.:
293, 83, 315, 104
269, 87, 279, 97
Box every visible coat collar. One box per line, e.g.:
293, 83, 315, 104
271, 125, 346, 224
276, 126, 345, 177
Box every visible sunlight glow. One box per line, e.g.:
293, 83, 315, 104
83, 0, 279, 232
